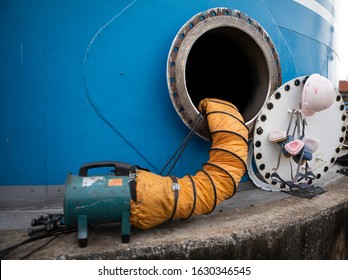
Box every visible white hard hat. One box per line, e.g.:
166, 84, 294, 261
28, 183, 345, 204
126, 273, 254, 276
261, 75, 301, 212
301, 73, 335, 116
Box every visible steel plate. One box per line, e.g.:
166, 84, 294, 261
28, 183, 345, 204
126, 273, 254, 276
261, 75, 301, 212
250, 76, 347, 191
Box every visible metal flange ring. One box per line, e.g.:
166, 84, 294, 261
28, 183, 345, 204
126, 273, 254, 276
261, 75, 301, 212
167, 7, 282, 140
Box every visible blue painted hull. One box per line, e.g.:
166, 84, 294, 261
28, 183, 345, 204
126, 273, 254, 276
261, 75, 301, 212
0, 0, 339, 186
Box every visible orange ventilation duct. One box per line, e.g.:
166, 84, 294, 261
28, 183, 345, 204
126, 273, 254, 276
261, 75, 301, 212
130, 98, 249, 229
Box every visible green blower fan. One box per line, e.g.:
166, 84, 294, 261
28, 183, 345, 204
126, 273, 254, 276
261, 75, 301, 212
64, 161, 132, 247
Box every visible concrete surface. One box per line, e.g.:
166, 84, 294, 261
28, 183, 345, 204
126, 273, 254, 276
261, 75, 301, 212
0, 164, 348, 260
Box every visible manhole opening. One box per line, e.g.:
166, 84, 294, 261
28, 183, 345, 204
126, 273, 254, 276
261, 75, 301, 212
185, 27, 269, 123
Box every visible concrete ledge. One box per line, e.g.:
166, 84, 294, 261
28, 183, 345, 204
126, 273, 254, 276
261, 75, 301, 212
0, 175, 347, 260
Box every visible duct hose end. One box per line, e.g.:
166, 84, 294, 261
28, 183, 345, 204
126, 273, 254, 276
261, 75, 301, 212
167, 8, 282, 140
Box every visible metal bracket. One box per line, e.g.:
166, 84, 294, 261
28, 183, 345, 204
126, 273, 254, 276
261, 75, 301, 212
172, 182, 180, 191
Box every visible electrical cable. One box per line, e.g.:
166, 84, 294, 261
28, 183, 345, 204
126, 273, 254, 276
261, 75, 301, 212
160, 114, 204, 176
0, 228, 76, 260
19, 233, 61, 260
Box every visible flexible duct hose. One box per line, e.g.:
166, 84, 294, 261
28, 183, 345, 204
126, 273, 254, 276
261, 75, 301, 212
130, 98, 249, 229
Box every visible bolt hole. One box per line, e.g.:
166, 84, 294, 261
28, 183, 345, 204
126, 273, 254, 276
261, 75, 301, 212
256, 127, 263, 135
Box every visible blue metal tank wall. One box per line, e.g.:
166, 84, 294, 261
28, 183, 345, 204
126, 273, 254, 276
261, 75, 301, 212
0, 0, 338, 186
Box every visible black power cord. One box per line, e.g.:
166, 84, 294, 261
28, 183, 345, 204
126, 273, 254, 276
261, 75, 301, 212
160, 114, 204, 176
19, 233, 62, 260
0, 224, 76, 260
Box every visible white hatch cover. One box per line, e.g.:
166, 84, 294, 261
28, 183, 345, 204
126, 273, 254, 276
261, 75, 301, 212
248, 76, 347, 191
